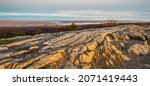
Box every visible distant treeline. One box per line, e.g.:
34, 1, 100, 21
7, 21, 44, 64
0, 22, 150, 38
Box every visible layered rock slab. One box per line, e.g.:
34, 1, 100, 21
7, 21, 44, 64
0, 25, 150, 69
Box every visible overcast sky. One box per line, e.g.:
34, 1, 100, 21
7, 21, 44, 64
0, 0, 150, 21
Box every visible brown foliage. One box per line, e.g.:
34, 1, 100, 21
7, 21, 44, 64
0, 22, 150, 38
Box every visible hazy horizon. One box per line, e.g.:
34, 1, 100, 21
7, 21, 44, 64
0, 0, 150, 21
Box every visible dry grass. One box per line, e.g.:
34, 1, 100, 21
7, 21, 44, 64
0, 21, 149, 38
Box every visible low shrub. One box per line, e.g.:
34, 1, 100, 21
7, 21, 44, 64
0, 39, 17, 45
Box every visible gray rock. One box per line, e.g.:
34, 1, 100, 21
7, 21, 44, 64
0, 46, 8, 51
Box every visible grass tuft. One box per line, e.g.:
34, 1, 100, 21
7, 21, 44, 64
0, 39, 17, 45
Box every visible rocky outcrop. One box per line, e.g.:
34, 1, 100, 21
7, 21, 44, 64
0, 46, 8, 51
0, 25, 150, 69
128, 41, 149, 55
128, 30, 147, 40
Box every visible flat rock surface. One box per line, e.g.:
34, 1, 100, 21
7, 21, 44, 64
0, 25, 150, 69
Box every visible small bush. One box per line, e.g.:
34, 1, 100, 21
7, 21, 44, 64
70, 22, 78, 30
0, 39, 17, 45
104, 19, 117, 25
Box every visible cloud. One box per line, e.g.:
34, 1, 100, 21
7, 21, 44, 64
0, 0, 149, 21
0, 10, 149, 21
0, 12, 78, 17
0, 0, 150, 12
